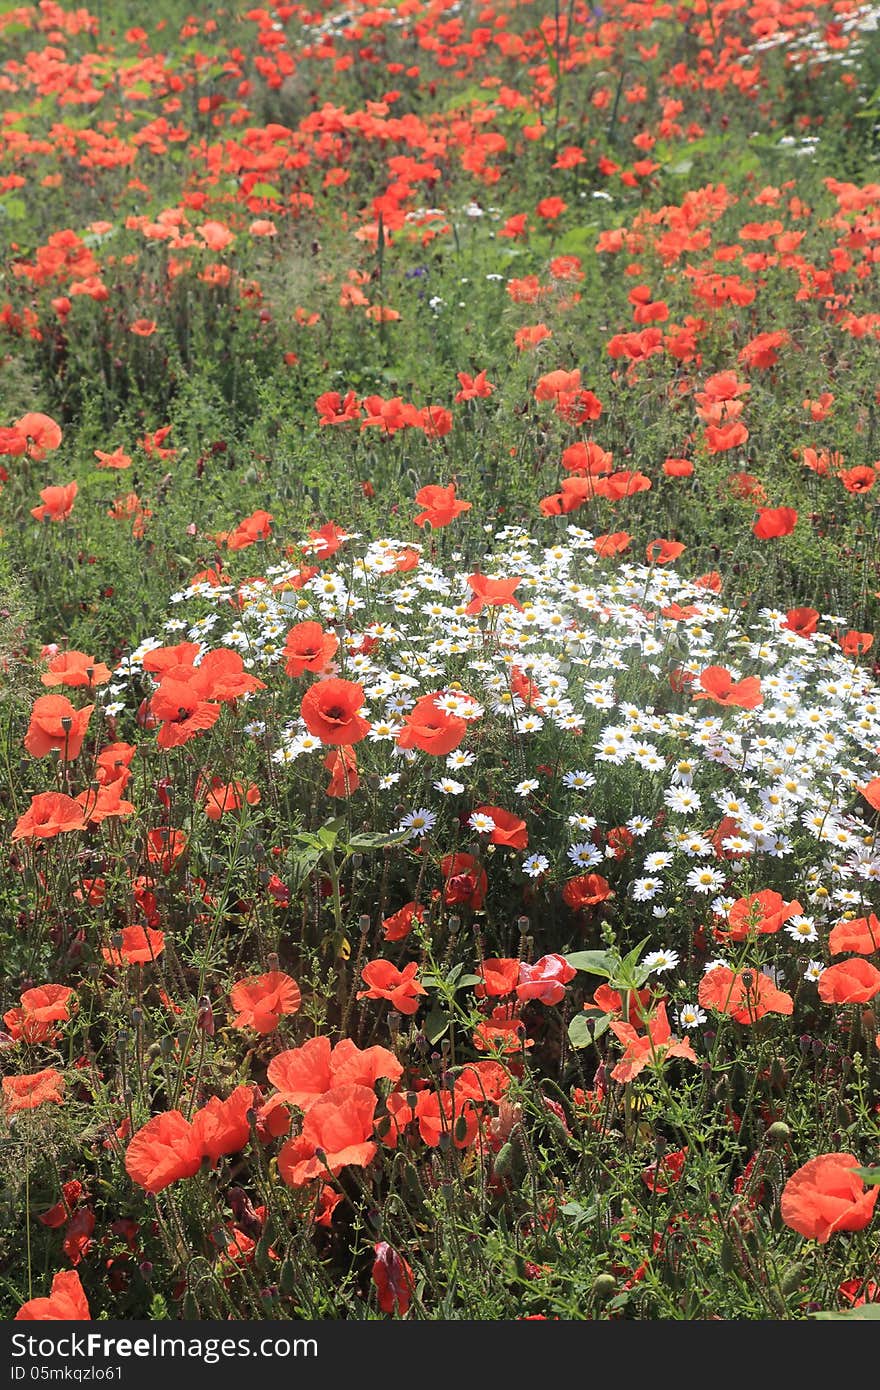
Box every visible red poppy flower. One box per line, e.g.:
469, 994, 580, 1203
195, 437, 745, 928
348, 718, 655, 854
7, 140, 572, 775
476, 958, 520, 998
268, 1036, 401, 1110
94, 447, 132, 470
31, 482, 77, 522
692, 665, 762, 709
130, 319, 157, 336
818, 958, 880, 1004
413, 482, 471, 528
465, 573, 524, 614
146, 827, 187, 872
724, 889, 803, 941
663, 457, 693, 477
191, 1085, 257, 1166
642, 1147, 688, 1194
534, 369, 581, 401
300, 677, 370, 745
516, 954, 576, 1006
382, 901, 424, 942
610, 1004, 697, 1083
277, 1083, 377, 1186
102, 925, 165, 967
727, 472, 766, 503
738, 330, 789, 369
202, 779, 261, 821
396, 693, 466, 756
224, 509, 273, 551
41, 651, 111, 688
11, 792, 86, 842
840, 630, 873, 657
561, 440, 612, 475
753, 506, 797, 539
15, 1269, 90, 1321
646, 538, 685, 565
858, 778, 880, 812
455, 370, 494, 401
535, 196, 567, 220
324, 746, 359, 797
704, 421, 749, 452
414, 1086, 479, 1148
3, 1068, 65, 1114
781, 1153, 878, 1244
330, 1038, 403, 1092
473, 805, 528, 850
16, 412, 62, 461
149, 678, 222, 749
125, 1111, 203, 1193
283, 621, 339, 678
783, 607, 819, 637
230, 972, 301, 1033
19, 985, 74, 1024
25, 695, 94, 760
828, 914, 880, 956
268, 1037, 334, 1110
303, 522, 350, 559
594, 532, 632, 557
839, 466, 875, 494
562, 873, 612, 909
357, 960, 426, 1015
372, 1242, 415, 1316
698, 966, 793, 1024
441, 852, 487, 910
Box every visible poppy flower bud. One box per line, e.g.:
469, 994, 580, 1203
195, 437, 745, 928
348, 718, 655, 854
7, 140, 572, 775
196, 996, 215, 1036
767, 1121, 791, 1144
591, 1273, 617, 1303
493, 1141, 517, 1179
780, 1262, 807, 1295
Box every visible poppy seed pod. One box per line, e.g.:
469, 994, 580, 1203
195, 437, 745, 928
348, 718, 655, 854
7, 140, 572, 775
592, 1273, 617, 1303
767, 1121, 791, 1144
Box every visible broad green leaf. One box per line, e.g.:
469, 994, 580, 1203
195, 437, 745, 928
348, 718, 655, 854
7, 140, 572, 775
851, 1167, 880, 1185
423, 1005, 449, 1044
564, 949, 617, 977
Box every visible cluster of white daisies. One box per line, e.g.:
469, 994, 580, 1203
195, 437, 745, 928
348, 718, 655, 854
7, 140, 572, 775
109, 520, 880, 1019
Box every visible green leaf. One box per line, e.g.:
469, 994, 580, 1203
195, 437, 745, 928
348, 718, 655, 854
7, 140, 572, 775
851, 1167, 880, 1185
568, 1012, 611, 1049
0, 197, 26, 222
423, 1005, 449, 1044
564, 950, 617, 977
346, 830, 409, 851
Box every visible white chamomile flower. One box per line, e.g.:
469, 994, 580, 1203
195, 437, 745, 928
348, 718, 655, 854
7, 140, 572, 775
633, 877, 663, 902
785, 915, 818, 943
567, 842, 603, 868
642, 948, 679, 974
469, 811, 497, 834
434, 777, 465, 796
515, 779, 540, 797
447, 749, 476, 769
522, 853, 550, 878
563, 769, 596, 790
804, 959, 824, 982
399, 808, 436, 838
676, 1003, 706, 1029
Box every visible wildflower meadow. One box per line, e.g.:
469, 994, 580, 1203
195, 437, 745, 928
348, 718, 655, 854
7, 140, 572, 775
1, 0, 880, 1327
